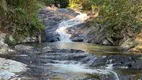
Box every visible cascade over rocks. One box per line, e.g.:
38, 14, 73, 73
41, 7, 114, 45
11, 44, 142, 80
39, 8, 78, 42
40, 7, 138, 50
39, 9, 63, 42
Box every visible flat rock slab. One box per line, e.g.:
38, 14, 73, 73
0, 58, 27, 79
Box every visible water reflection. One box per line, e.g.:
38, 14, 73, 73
32, 42, 132, 56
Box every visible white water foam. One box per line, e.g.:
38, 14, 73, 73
52, 63, 109, 74
49, 61, 119, 80
106, 64, 119, 80
56, 13, 89, 42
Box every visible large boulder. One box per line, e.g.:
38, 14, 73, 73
46, 32, 60, 42
67, 23, 89, 42
0, 58, 27, 80
0, 33, 14, 54
67, 23, 112, 45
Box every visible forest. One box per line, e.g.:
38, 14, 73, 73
0, 0, 142, 45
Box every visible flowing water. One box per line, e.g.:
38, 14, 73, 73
56, 12, 89, 42
43, 12, 120, 80
11, 42, 142, 80
2, 11, 142, 80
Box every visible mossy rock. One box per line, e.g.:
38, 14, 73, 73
5, 35, 17, 45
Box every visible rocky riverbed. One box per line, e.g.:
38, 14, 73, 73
0, 32, 27, 80
1, 43, 142, 80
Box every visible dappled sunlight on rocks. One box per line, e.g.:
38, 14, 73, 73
130, 32, 142, 53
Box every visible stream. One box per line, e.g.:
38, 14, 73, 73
8, 42, 142, 80
1, 9, 142, 80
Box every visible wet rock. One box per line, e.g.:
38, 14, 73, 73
67, 20, 138, 47
15, 45, 34, 51
126, 60, 142, 69
46, 31, 60, 42
89, 55, 139, 68
71, 36, 84, 42
46, 35, 60, 42
84, 24, 110, 45
67, 23, 113, 45
67, 23, 89, 42
39, 8, 72, 42
15, 45, 37, 54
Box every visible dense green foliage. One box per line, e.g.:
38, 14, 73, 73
0, 0, 44, 43
93, 0, 142, 37
69, 0, 142, 38
68, 0, 93, 10
40, 0, 55, 6
40, 0, 68, 8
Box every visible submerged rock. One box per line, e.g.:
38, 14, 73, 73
15, 45, 34, 51
15, 45, 38, 54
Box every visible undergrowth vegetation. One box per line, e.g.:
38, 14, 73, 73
0, 0, 44, 43
40, 0, 68, 8
69, 0, 142, 39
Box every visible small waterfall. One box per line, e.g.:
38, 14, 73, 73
50, 61, 120, 80
43, 49, 120, 80
56, 13, 89, 42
